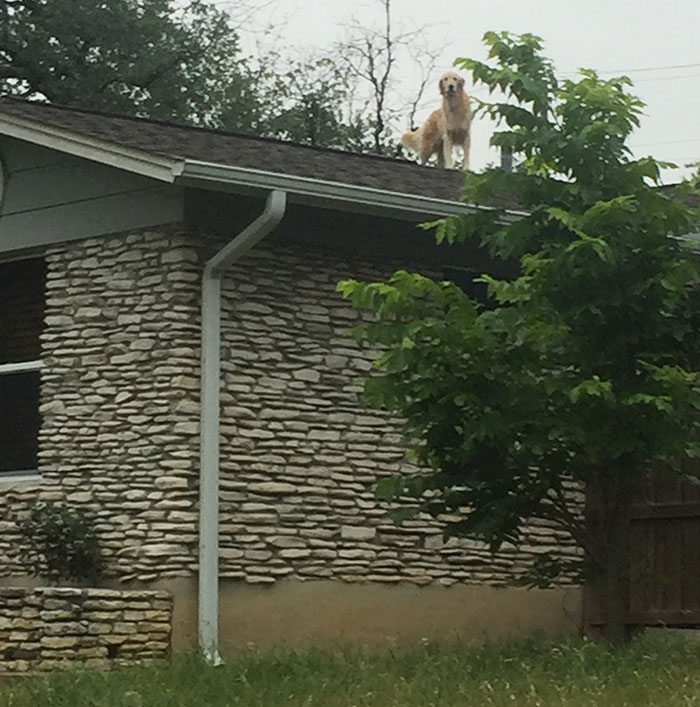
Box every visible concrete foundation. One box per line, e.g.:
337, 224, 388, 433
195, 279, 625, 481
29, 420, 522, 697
1, 575, 582, 652
157, 578, 583, 652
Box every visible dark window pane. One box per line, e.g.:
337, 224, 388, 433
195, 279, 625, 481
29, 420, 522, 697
443, 267, 491, 307
0, 257, 46, 473
0, 371, 40, 472
0, 258, 47, 365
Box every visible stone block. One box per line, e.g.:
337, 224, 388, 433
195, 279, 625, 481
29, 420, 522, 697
424, 534, 444, 550
40, 636, 80, 649
341, 526, 377, 541
248, 482, 297, 495
268, 536, 306, 549
278, 549, 312, 559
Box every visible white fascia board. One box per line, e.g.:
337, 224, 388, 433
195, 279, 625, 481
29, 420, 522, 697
0, 113, 182, 183
179, 159, 528, 223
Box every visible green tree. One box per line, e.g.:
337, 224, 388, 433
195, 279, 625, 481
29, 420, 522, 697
215, 53, 377, 151
339, 31, 700, 643
0, 0, 250, 123
275, 60, 382, 152
0, 0, 392, 152
264, 57, 354, 148
0, 0, 427, 155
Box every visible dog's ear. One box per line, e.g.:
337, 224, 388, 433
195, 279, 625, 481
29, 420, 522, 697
457, 75, 465, 90
438, 77, 445, 95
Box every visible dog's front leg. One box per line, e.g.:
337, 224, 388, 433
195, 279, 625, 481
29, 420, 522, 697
462, 137, 470, 172
442, 138, 454, 169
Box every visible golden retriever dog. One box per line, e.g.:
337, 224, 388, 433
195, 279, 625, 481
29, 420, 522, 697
401, 71, 471, 171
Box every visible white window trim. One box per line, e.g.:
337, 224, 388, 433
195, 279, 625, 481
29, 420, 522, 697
0, 360, 43, 374
0, 359, 43, 479
0, 471, 42, 484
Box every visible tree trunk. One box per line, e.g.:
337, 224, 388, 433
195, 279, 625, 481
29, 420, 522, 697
599, 492, 631, 644
586, 465, 638, 644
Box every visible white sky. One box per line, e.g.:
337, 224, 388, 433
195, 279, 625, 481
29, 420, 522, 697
216, 0, 700, 183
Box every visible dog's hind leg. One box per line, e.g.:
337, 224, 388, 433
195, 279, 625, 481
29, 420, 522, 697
419, 140, 435, 165
433, 139, 445, 166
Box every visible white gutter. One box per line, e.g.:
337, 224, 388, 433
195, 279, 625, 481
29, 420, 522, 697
198, 189, 287, 664
177, 160, 528, 223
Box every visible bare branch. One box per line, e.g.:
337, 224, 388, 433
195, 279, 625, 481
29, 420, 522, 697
333, 0, 442, 155
406, 42, 440, 130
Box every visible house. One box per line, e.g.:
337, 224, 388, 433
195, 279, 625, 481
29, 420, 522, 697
0, 98, 582, 660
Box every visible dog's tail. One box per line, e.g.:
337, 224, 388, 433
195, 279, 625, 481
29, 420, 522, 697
401, 129, 420, 152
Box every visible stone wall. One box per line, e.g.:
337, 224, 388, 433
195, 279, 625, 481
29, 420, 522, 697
0, 587, 172, 673
0, 227, 583, 588
215, 244, 584, 586
0, 227, 202, 581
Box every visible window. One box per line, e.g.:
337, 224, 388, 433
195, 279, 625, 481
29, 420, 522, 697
0, 258, 46, 475
442, 266, 491, 307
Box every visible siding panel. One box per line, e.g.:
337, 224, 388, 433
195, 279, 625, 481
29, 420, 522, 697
0, 137, 183, 253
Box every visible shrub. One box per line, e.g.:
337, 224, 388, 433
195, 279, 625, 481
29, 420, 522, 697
18, 501, 104, 585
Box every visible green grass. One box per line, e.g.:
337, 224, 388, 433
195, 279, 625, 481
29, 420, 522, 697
3, 634, 700, 706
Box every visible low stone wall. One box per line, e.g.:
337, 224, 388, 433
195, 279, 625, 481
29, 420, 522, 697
0, 587, 172, 673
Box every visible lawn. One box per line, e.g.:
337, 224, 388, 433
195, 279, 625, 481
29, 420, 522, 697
2, 633, 700, 706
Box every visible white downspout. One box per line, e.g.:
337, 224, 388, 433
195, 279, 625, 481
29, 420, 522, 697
198, 189, 287, 664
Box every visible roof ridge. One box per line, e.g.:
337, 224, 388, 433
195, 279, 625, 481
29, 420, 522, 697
0, 95, 421, 167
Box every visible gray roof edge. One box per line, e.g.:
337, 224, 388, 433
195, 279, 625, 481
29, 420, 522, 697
0, 112, 180, 182
179, 159, 528, 222
0, 108, 528, 222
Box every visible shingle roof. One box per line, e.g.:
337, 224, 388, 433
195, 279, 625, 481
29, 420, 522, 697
3, 98, 694, 218
0, 97, 471, 203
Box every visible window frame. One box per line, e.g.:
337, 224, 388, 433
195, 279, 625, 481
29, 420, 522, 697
0, 256, 46, 481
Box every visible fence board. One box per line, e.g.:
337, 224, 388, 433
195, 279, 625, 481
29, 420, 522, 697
586, 465, 700, 629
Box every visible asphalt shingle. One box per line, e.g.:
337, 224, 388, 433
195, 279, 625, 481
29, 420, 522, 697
0, 98, 469, 202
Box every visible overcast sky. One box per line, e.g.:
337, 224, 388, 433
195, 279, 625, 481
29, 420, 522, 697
218, 0, 700, 182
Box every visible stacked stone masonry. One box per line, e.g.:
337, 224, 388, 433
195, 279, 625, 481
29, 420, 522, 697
216, 243, 583, 586
0, 229, 203, 581
0, 587, 172, 673
0, 227, 583, 586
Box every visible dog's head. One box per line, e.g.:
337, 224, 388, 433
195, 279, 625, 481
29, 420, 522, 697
439, 71, 465, 96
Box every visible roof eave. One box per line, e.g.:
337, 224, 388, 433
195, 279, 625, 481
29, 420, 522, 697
0, 113, 181, 183
178, 159, 528, 222
0, 110, 528, 222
